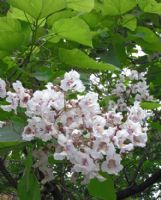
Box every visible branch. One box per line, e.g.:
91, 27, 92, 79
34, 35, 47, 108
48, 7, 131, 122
117, 168, 161, 200
0, 158, 17, 188
130, 150, 147, 185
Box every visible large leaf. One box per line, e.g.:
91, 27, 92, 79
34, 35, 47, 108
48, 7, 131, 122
18, 153, 41, 200
66, 0, 94, 12
102, 0, 137, 16
88, 176, 116, 200
0, 17, 30, 52
0, 123, 22, 142
141, 102, 161, 110
7, 7, 32, 22
0, 141, 23, 150
0, 115, 25, 149
134, 26, 160, 43
52, 17, 92, 46
18, 172, 41, 200
9, 0, 66, 19
129, 26, 161, 52
59, 48, 118, 71
81, 11, 103, 28
121, 14, 137, 31
47, 10, 76, 26
138, 0, 161, 15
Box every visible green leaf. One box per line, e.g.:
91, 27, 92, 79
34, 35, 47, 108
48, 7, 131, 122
47, 10, 76, 26
0, 122, 22, 142
66, 0, 94, 13
0, 141, 22, 149
141, 102, 161, 110
52, 17, 92, 46
9, 0, 66, 19
121, 14, 137, 31
134, 26, 160, 44
88, 176, 116, 200
102, 0, 137, 16
138, 0, 161, 15
18, 172, 41, 200
0, 17, 30, 52
33, 66, 56, 81
18, 151, 40, 200
7, 7, 33, 22
129, 26, 161, 52
81, 11, 103, 28
151, 122, 161, 131
59, 48, 119, 71
25, 150, 33, 174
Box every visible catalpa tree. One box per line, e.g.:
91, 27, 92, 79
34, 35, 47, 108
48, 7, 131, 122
0, 0, 161, 200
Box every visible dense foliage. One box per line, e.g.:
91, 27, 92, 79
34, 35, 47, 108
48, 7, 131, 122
0, 0, 161, 200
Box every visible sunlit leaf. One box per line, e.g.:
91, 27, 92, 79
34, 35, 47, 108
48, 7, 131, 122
0, 17, 30, 52
138, 0, 161, 15
66, 0, 94, 13
52, 17, 92, 46
101, 0, 137, 16
59, 48, 119, 71
121, 14, 137, 31
141, 102, 161, 110
9, 0, 66, 19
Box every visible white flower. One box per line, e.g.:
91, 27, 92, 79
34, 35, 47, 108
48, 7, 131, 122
60, 108, 83, 132
105, 111, 123, 127
128, 102, 148, 122
90, 74, 100, 85
57, 133, 68, 146
104, 127, 117, 138
71, 152, 97, 175
1, 92, 19, 113
22, 126, 35, 141
12, 80, 25, 93
0, 68, 152, 182
54, 151, 67, 161
60, 70, 85, 92
92, 115, 106, 137
113, 129, 134, 152
125, 69, 139, 80
117, 99, 127, 111
0, 78, 6, 98
122, 120, 142, 136
79, 92, 100, 115
91, 137, 115, 159
54, 134, 76, 160
101, 153, 123, 175
112, 82, 126, 96
22, 117, 57, 142
26, 89, 64, 119
132, 132, 147, 147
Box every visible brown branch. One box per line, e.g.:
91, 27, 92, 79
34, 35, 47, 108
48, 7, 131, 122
123, 167, 130, 185
117, 168, 161, 200
0, 158, 17, 188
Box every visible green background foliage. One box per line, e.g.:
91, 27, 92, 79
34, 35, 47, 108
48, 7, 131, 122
0, 0, 161, 199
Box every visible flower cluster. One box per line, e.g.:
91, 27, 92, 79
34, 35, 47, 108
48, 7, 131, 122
110, 69, 153, 111
0, 69, 151, 183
